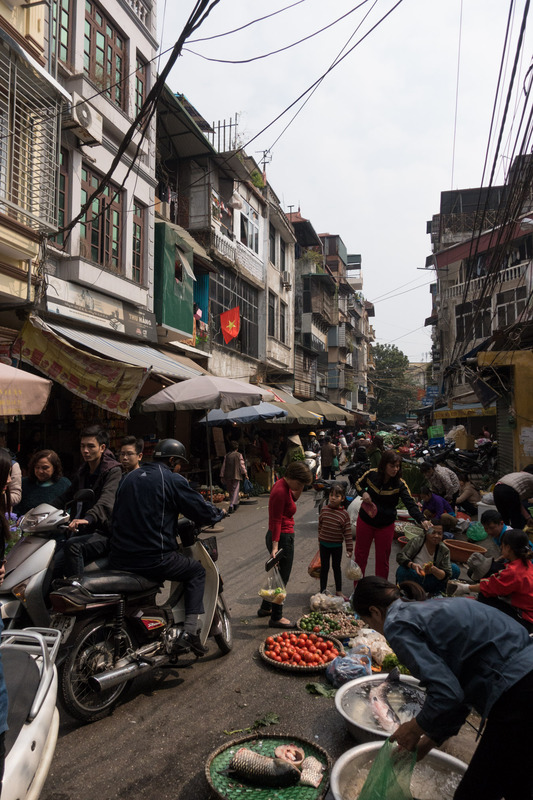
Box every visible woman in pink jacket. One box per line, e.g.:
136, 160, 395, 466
220, 441, 248, 514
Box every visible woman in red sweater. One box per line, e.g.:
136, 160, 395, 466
466, 528, 533, 633
258, 461, 312, 628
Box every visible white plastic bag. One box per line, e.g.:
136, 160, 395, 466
345, 558, 363, 581
309, 592, 345, 612
347, 496, 363, 535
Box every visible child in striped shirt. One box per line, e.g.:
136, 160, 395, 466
318, 483, 353, 596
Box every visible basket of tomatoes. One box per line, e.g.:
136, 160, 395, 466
259, 630, 344, 672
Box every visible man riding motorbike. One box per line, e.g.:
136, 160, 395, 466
109, 439, 225, 657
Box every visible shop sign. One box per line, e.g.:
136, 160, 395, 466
17, 317, 149, 418
46, 277, 157, 342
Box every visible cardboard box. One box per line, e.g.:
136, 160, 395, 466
455, 432, 475, 450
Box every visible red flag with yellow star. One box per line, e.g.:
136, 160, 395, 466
220, 306, 240, 344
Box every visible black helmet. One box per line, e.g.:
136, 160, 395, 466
153, 438, 189, 463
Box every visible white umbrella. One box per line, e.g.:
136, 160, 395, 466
199, 402, 288, 426
142, 376, 272, 413
141, 377, 274, 495
0, 363, 51, 415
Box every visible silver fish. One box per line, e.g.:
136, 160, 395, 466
369, 670, 401, 733
228, 747, 300, 787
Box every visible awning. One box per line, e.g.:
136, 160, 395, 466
257, 383, 300, 404
17, 316, 150, 417
157, 346, 209, 375
47, 321, 205, 381
433, 403, 497, 419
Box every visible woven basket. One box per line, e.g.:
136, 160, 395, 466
259, 631, 343, 672
205, 732, 332, 800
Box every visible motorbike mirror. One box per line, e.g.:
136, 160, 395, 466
68, 488, 95, 508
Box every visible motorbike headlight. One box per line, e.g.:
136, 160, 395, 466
21, 511, 52, 530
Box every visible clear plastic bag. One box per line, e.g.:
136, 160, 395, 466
258, 565, 286, 604
359, 739, 415, 800
345, 558, 363, 581
309, 592, 345, 612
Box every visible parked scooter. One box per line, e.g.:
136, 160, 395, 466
48, 517, 231, 722
303, 450, 321, 481
3, 627, 60, 800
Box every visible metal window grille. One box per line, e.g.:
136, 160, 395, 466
0, 37, 62, 231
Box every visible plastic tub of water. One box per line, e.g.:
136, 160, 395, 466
335, 673, 424, 743
331, 741, 467, 800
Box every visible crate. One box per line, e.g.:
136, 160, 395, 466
428, 424, 444, 439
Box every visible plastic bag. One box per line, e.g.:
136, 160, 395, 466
358, 739, 416, 800
345, 558, 363, 581
467, 522, 488, 542
326, 652, 372, 687
242, 478, 253, 495
258, 565, 286, 604
309, 592, 344, 612
308, 549, 321, 579
332, 456, 339, 470
347, 496, 362, 529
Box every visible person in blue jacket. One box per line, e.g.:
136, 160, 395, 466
352, 575, 533, 800
109, 439, 225, 657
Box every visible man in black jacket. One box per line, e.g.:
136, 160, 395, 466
110, 439, 224, 656
57, 424, 122, 577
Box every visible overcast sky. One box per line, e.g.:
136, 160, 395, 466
157, 0, 532, 361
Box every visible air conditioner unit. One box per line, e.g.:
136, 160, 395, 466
281, 270, 292, 288
62, 92, 103, 146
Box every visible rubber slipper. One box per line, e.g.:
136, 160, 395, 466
268, 619, 293, 629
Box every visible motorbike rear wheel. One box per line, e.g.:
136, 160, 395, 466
60, 619, 133, 722
213, 596, 232, 654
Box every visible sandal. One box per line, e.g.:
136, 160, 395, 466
268, 619, 293, 629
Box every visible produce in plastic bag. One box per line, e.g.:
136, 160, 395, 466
308, 549, 321, 579
357, 739, 416, 800
345, 558, 363, 581
348, 629, 393, 666
325, 651, 372, 687
258, 565, 286, 604
309, 592, 345, 612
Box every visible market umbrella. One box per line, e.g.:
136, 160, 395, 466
199, 402, 288, 426
265, 402, 323, 425
0, 363, 52, 415
297, 399, 347, 422
141, 376, 274, 495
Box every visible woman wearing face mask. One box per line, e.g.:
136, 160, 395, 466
14, 450, 71, 516
351, 575, 533, 800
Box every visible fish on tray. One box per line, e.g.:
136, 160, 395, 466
368, 667, 424, 734
226, 747, 300, 787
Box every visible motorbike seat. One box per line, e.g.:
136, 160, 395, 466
78, 570, 161, 595
4, 648, 40, 756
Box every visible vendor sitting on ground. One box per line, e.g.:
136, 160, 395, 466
420, 484, 457, 533
454, 529, 533, 634
456, 472, 482, 517
396, 519, 460, 595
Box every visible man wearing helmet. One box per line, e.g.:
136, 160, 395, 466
109, 439, 225, 656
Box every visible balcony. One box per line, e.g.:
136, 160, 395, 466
302, 332, 326, 353
442, 263, 527, 299
211, 228, 237, 263
0, 31, 67, 232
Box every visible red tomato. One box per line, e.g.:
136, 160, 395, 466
281, 632, 290, 640
326, 652, 336, 662
309, 634, 318, 643
318, 642, 328, 653
265, 636, 275, 647
293, 653, 302, 663
313, 626, 321, 633
308, 645, 317, 654
299, 633, 308, 641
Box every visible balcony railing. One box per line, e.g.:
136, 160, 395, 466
0, 35, 63, 232
211, 229, 236, 262
442, 262, 527, 299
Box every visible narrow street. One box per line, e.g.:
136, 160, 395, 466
41, 490, 477, 800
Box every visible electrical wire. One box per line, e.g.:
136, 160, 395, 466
450, 0, 463, 190
187, 0, 309, 43
183, 2, 372, 65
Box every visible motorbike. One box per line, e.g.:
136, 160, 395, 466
48, 516, 231, 722
303, 450, 321, 481
1, 500, 232, 724
3, 627, 60, 800
312, 460, 368, 514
